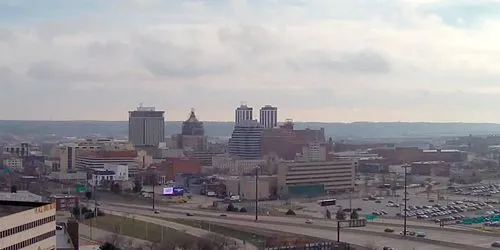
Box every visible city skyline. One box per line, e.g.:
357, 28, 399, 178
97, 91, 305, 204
2, 1, 500, 122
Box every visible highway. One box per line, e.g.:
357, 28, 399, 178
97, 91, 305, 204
99, 202, 496, 250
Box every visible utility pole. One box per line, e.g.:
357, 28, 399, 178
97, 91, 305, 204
337, 221, 340, 242
403, 164, 408, 236
153, 169, 156, 211
255, 167, 259, 221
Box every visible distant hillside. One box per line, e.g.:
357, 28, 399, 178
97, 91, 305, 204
1, 120, 500, 139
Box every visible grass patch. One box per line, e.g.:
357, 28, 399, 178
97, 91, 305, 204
164, 218, 268, 248
84, 214, 192, 244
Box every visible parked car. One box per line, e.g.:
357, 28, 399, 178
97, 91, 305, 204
305, 219, 313, 224
384, 228, 394, 233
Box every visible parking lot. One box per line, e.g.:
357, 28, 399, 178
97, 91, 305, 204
299, 183, 500, 228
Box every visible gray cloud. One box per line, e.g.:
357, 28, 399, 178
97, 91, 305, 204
288, 50, 391, 73
218, 25, 277, 56
134, 37, 233, 78
26, 61, 106, 83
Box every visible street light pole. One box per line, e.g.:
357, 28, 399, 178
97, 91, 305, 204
152, 170, 156, 211
255, 167, 259, 221
403, 164, 408, 236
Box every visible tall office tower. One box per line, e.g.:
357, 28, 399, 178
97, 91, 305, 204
128, 105, 165, 148
259, 105, 278, 128
228, 120, 264, 159
235, 104, 253, 125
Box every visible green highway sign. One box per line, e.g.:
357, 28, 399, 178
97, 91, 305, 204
364, 214, 377, 221
76, 185, 87, 193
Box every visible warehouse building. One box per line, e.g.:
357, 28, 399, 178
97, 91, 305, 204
277, 160, 355, 197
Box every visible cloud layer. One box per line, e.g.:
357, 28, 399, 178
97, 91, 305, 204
2, 0, 500, 122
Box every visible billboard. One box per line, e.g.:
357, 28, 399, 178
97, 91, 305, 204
163, 187, 174, 195
163, 187, 184, 196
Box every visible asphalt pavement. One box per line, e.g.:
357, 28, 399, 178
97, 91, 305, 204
101, 202, 483, 250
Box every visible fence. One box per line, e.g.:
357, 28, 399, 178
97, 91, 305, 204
265, 241, 354, 250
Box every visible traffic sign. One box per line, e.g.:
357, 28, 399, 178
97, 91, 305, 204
76, 185, 87, 193
364, 214, 377, 221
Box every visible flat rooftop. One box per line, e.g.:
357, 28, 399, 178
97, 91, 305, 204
0, 200, 51, 218
0, 190, 42, 202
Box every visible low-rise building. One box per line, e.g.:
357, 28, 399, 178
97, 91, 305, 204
2, 156, 23, 172
277, 160, 355, 197
0, 200, 57, 250
222, 175, 276, 200
212, 154, 265, 175
89, 170, 116, 186
0, 191, 42, 202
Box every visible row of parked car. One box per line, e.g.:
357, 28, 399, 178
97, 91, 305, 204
398, 200, 494, 223
452, 184, 500, 197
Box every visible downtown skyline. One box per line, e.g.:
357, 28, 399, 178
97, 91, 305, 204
2, 0, 500, 122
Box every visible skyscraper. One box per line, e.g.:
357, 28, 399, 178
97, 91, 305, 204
128, 105, 165, 148
228, 120, 264, 159
235, 104, 253, 125
259, 105, 278, 128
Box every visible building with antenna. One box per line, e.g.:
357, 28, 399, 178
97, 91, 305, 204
235, 103, 253, 125
128, 104, 165, 148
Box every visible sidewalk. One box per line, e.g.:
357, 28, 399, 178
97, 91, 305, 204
79, 223, 151, 249
106, 210, 258, 250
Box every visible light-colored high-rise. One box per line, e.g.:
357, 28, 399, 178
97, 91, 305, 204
128, 105, 165, 148
235, 104, 253, 125
259, 105, 278, 128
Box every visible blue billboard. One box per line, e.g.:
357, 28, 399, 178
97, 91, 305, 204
163, 187, 184, 196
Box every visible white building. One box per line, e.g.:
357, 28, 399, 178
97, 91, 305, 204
90, 165, 129, 186
0, 201, 57, 250
104, 164, 129, 181
2, 157, 23, 172
90, 170, 116, 186
259, 105, 278, 129
235, 104, 253, 125
212, 154, 265, 175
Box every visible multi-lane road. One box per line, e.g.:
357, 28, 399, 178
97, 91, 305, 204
98, 202, 499, 250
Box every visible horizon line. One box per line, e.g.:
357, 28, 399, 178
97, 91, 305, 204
0, 119, 499, 124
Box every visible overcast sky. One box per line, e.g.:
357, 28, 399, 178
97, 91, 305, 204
1, 0, 500, 122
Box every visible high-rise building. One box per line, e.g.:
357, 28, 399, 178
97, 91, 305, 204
235, 104, 253, 125
259, 105, 278, 128
128, 105, 165, 148
228, 120, 264, 160
181, 109, 205, 136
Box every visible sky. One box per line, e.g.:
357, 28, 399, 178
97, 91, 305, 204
2, 0, 500, 122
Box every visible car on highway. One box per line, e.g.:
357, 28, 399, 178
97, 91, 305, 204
416, 232, 426, 238
383, 247, 394, 250
400, 230, 416, 236
384, 227, 394, 233
219, 214, 227, 217
154, 209, 160, 214
492, 241, 500, 248
186, 213, 195, 216
305, 219, 313, 224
